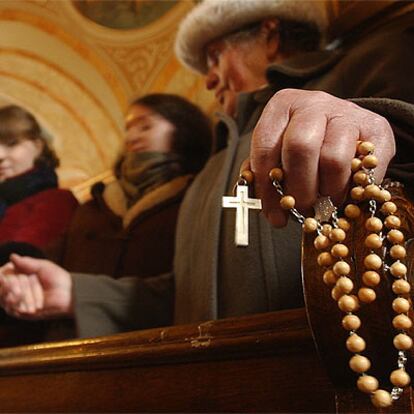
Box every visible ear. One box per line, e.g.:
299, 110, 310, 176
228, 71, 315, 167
260, 18, 280, 62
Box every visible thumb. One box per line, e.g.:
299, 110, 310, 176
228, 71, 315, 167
10, 254, 44, 275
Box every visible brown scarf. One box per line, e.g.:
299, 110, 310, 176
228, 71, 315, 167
116, 152, 185, 208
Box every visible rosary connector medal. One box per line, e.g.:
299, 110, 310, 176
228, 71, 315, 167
222, 170, 262, 247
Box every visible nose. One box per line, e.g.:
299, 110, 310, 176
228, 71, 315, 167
205, 69, 219, 91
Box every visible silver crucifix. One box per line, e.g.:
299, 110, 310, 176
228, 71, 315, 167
222, 185, 262, 247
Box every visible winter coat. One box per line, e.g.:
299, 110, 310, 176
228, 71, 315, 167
62, 175, 193, 278
0, 188, 78, 252
72, 10, 414, 337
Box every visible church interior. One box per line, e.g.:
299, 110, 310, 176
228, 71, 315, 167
0, 1, 412, 413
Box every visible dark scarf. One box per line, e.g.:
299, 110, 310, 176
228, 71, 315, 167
0, 167, 58, 218
116, 152, 185, 208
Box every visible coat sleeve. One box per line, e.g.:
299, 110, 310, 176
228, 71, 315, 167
350, 98, 414, 197
72, 272, 174, 338
0, 189, 78, 249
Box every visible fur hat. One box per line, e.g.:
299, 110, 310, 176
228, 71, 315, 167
175, 0, 329, 74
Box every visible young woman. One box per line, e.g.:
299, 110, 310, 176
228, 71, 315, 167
0, 105, 78, 263
61, 93, 212, 279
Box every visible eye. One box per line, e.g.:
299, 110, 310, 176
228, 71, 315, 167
207, 48, 221, 68
140, 123, 151, 132
4, 137, 19, 147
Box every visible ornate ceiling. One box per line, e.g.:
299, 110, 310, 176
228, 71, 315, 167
0, 0, 215, 201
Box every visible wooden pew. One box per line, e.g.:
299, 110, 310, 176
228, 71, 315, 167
0, 308, 336, 413
0, 186, 411, 412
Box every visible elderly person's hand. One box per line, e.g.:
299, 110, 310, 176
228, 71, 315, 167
0, 255, 73, 319
247, 89, 396, 227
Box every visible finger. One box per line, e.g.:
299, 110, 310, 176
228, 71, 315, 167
0, 262, 17, 277
28, 274, 44, 311
2, 275, 23, 308
251, 91, 292, 227
17, 274, 36, 314
356, 109, 396, 183
319, 117, 360, 205
239, 158, 251, 175
10, 254, 44, 275
281, 110, 327, 212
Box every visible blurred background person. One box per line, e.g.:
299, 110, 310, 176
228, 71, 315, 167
61, 93, 212, 280
0, 105, 78, 264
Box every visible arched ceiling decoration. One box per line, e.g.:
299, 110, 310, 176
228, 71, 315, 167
0, 0, 215, 201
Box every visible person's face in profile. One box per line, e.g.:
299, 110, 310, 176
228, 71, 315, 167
124, 104, 176, 154
0, 137, 42, 181
204, 35, 270, 117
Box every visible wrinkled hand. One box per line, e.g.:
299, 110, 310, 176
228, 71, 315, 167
247, 89, 396, 227
0, 255, 73, 319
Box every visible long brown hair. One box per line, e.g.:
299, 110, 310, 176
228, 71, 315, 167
0, 105, 59, 169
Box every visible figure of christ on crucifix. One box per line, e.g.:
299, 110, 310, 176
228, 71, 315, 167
222, 184, 262, 247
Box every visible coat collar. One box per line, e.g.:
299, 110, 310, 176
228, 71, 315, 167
265, 49, 343, 92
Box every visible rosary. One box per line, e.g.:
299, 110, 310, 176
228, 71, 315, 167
222, 141, 412, 409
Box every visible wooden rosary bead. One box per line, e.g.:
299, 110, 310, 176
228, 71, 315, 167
387, 229, 405, 244
392, 279, 411, 295
392, 297, 410, 313
392, 314, 413, 330
365, 217, 383, 232
280, 195, 295, 210
381, 201, 397, 215
321, 224, 332, 236
393, 333, 413, 350
378, 189, 392, 202
353, 171, 368, 186
349, 355, 371, 373
303, 217, 318, 233
323, 269, 337, 285
329, 228, 346, 242
363, 254, 383, 270
342, 314, 361, 331
351, 186, 365, 201
362, 154, 378, 169
336, 276, 354, 293
390, 245, 406, 260
358, 287, 376, 303
337, 218, 351, 231
317, 252, 334, 267
362, 271, 380, 287
331, 243, 349, 258
364, 233, 382, 249
240, 170, 254, 184
331, 286, 342, 301
384, 215, 401, 229
371, 389, 392, 408
269, 167, 284, 182
357, 375, 378, 394
345, 204, 361, 219
346, 333, 366, 353
357, 141, 375, 155
314, 234, 330, 250
390, 262, 407, 278
390, 369, 411, 388
364, 184, 381, 200
333, 261, 351, 276
351, 158, 362, 172
338, 295, 360, 312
